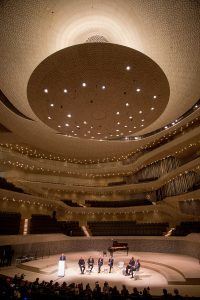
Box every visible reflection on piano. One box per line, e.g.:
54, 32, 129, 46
108, 241, 129, 256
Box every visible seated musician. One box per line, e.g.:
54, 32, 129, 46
125, 257, 135, 275
130, 259, 141, 278
108, 256, 114, 273
87, 256, 94, 272
98, 256, 103, 273
78, 257, 85, 274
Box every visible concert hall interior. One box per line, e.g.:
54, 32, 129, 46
0, 0, 200, 298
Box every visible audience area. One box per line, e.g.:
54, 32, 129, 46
0, 273, 197, 299
88, 222, 169, 236
0, 211, 21, 235
172, 221, 200, 236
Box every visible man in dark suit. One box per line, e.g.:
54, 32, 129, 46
108, 256, 114, 273
87, 256, 94, 272
126, 257, 135, 275
98, 256, 103, 273
78, 257, 85, 274
60, 253, 66, 261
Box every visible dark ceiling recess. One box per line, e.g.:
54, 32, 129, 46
0, 123, 12, 133
0, 90, 34, 121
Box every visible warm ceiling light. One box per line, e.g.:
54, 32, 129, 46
65, 123, 69, 127
58, 125, 61, 128
63, 89, 68, 93
83, 121, 87, 124
67, 114, 71, 118
129, 116, 133, 119
116, 134, 119, 137
117, 122, 120, 125
88, 131, 91, 133
133, 126, 137, 129
141, 119, 144, 122
82, 82, 87, 87
74, 133, 77, 136
164, 126, 168, 129
151, 107, 155, 110
44, 89, 48, 93
90, 126, 93, 129
126, 103, 130, 107
126, 66, 131, 71
48, 116, 51, 120
136, 88, 141, 92
76, 125, 80, 128
124, 125, 128, 128
129, 130, 132, 133
50, 103, 54, 107
116, 129, 119, 132
91, 136, 94, 139
141, 124, 144, 127
153, 95, 157, 99
139, 110, 142, 114
97, 132, 101, 135
116, 112, 120, 115
102, 85, 106, 90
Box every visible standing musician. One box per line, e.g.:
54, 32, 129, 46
108, 256, 114, 273
87, 256, 94, 272
98, 256, 103, 273
125, 257, 135, 275
78, 257, 85, 274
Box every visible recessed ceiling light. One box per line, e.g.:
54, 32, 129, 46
124, 125, 128, 128
82, 82, 87, 87
58, 125, 61, 128
74, 133, 77, 136
116, 134, 119, 137
129, 116, 133, 119
151, 107, 155, 110
67, 114, 71, 118
129, 130, 132, 133
84, 134, 87, 136
110, 134, 113, 136
76, 125, 80, 128
90, 126, 93, 129
120, 133, 124, 135
63, 89, 68, 93
50, 103, 54, 107
65, 123, 69, 127
164, 126, 168, 129
136, 88, 141, 92
172, 122, 175, 125
44, 89, 48, 93
116, 112, 120, 115
133, 126, 137, 129
126, 66, 131, 71
83, 121, 87, 125
139, 110, 142, 114
88, 131, 91, 134
141, 119, 144, 122
48, 116, 51, 120
141, 124, 144, 127
116, 129, 119, 132
153, 95, 157, 99
97, 132, 101, 135
126, 103, 130, 107
102, 85, 106, 90
91, 136, 94, 139
71, 130, 74, 133
117, 122, 120, 125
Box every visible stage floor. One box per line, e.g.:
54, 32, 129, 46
1, 251, 200, 297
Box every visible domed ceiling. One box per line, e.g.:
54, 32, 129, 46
27, 43, 170, 140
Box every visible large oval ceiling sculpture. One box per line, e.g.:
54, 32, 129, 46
27, 43, 170, 140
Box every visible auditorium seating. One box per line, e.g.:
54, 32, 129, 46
85, 199, 152, 207
172, 221, 200, 236
88, 221, 168, 236
29, 214, 61, 234
0, 211, 21, 235
58, 221, 84, 236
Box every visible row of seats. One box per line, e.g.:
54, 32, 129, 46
172, 221, 200, 236
85, 199, 151, 207
58, 221, 84, 236
30, 214, 60, 234
88, 221, 168, 236
0, 211, 21, 235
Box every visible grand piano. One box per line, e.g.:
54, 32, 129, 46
108, 240, 129, 256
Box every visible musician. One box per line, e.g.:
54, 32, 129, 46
78, 257, 85, 274
130, 259, 140, 278
108, 256, 114, 273
87, 256, 94, 272
98, 256, 103, 273
125, 257, 135, 275
59, 253, 66, 261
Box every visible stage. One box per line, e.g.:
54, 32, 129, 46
1, 250, 200, 296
